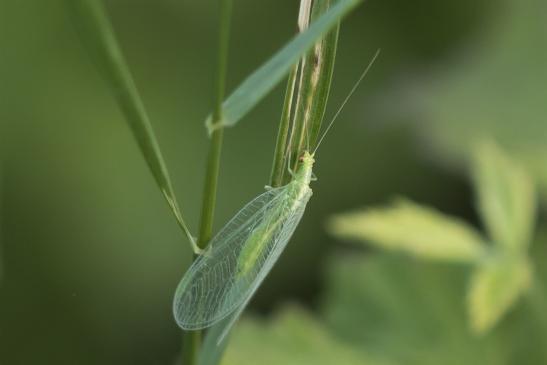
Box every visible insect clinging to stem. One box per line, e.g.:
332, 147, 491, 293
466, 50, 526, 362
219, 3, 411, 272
172, 50, 380, 338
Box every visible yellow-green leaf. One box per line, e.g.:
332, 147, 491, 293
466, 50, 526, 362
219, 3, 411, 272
472, 141, 536, 251
329, 199, 486, 263
467, 255, 532, 334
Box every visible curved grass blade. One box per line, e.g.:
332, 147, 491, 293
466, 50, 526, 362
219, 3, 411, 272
68, 0, 198, 252
197, 292, 249, 365
206, 0, 364, 133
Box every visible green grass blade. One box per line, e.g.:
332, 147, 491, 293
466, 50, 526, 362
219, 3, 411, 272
307, 0, 339, 146
68, 0, 197, 252
197, 307, 238, 365
269, 65, 298, 188
206, 0, 363, 133
291, 0, 339, 163
269, 0, 313, 187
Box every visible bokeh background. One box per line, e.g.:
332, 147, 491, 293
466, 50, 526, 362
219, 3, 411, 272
1, 0, 545, 364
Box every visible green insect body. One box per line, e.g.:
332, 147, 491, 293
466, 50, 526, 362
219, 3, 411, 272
236, 152, 314, 276
173, 151, 314, 330
236, 223, 272, 277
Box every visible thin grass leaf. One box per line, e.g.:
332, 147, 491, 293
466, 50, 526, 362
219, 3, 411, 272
206, 0, 363, 133
307, 0, 339, 145
467, 255, 532, 334
197, 300, 244, 365
472, 141, 536, 253
269, 0, 314, 187
269, 65, 298, 187
329, 199, 487, 263
290, 0, 339, 164
68, 0, 197, 252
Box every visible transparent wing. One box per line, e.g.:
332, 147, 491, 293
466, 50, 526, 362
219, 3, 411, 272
173, 185, 311, 330
215, 197, 309, 342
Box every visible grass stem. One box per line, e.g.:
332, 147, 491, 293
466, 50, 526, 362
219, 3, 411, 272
183, 1, 232, 364
271, 0, 340, 184
269, 0, 312, 187
269, 66, 298, 187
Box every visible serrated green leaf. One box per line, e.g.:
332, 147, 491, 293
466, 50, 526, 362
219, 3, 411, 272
472, 141, 536, 252
467, 255, 532, 334
221, 306, 388, 365
329, 199, 487, 263
68, 0, 197, 252
206, 0, 363, 133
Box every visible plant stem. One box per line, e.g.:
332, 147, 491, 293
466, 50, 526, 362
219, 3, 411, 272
271, 0, 340, 184
197, 126, 224, 249
303, 0, 339, 146
269, 0, 312, 187
197, 0, 232, 249
269, 65, 298, 187
290, 0, 339, 169
182, 1, 232, 364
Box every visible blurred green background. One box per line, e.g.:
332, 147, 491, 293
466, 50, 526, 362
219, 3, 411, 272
1, 0, 545, 364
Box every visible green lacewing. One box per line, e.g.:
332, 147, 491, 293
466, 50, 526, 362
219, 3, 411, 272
174, 151, 314, 330
173, 51, 379, 338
